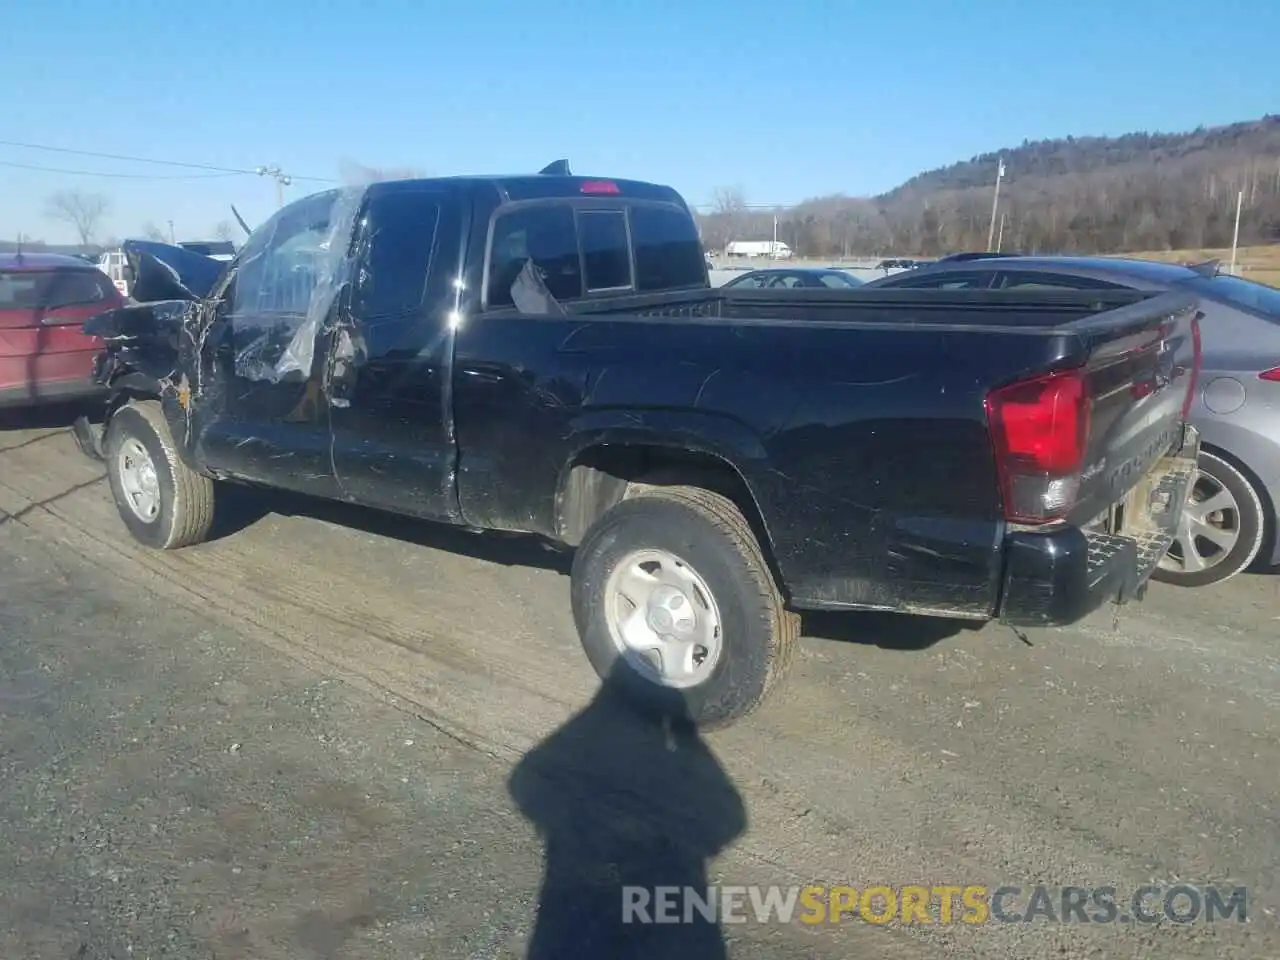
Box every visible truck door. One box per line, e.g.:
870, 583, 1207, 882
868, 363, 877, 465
322, 183, 465, 522
195, 188, 354, 499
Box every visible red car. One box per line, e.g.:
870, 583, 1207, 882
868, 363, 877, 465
0, 252, 123, 409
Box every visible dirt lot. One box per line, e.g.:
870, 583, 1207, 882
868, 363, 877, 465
2, 405, 1278, 960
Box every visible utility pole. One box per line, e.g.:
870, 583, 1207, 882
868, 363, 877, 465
256, 165, 293, 207
1229, 189, 1244, 276
772, 214, 778, 259
986, 157, 1005, 251
996, 212, 1006, 253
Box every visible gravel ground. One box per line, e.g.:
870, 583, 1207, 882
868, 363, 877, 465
1, 407, 1277, 959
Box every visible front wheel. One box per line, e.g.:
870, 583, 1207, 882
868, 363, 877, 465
1153, 450, 1268, 587
104, 400, 215, 550
570, 484, 798, 729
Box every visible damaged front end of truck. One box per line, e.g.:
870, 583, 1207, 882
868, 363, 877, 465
71, 239, 224, 461
72, 189, 366, 465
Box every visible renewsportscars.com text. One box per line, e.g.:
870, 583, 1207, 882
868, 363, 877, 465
621, 884, 1247, 925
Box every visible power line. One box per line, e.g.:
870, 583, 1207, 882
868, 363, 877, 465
0, 138, 334, 183
0, 159, 246, 180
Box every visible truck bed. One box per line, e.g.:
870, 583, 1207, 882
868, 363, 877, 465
457, 285, 1200, 618
562, 284, 1187, 332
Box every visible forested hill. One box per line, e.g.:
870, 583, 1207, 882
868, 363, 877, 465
885, 116, 1280, 198
698, 116, 1280, 258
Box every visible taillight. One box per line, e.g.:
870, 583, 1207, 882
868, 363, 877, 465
1182, 311, 1203, 419
985, 367, 1091, 524
1259, 366, 1280, 383
580, 180, 620, 194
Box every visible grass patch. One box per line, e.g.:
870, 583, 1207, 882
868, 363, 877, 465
1119, 244, 1280, 288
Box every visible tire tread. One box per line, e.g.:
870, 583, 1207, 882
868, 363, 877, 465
116, 400, 215, 549
624, 482, 799, 720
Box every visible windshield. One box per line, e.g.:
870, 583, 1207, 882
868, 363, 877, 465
0, 268, 116, 310
1183, 275, 1280, 319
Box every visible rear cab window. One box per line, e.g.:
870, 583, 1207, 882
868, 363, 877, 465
484, 199, 706, 308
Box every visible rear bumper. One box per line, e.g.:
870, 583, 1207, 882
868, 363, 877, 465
999, 423, 1201, 627
0, 376, 107, 410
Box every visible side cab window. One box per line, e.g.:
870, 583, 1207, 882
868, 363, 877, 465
352, 189, 443, 321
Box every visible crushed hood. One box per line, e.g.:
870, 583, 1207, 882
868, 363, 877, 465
122, 239, 227, 303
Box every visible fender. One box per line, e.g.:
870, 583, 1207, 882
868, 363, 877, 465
73, 301, 197, 462
83, 300, 190, 375
553, 407, 775, 544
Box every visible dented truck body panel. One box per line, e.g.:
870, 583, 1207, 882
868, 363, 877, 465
79, 173, 1201, 625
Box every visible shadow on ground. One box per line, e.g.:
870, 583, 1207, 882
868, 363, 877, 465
508, 661, 745, 960
800, 609, 982, 651
207, 485, 573, 574
208, 487, 1002, 642
0, 398, 103, 433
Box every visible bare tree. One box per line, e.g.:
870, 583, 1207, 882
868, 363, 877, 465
711, 186, 748, 216
141, 221, 168, 242
45, 190, 110, 247
212, 220, 235, 241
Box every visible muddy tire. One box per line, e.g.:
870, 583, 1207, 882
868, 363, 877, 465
104, 400, 214, 550
1153, 450, 1267, 588
570, 484, 798, 729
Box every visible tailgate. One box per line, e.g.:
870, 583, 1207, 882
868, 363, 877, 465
1068, 290, 1201, 526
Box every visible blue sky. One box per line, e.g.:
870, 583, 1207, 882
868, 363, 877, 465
3, 0, 1277, 245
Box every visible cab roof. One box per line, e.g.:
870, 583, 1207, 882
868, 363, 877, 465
363, 174, 688, 207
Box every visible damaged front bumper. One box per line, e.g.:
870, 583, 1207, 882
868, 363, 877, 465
997, 423, 1201, 627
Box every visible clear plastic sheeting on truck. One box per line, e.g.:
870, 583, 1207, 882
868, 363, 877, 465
226, 186, 365, 384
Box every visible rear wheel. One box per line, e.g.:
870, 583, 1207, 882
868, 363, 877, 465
1153, 450, 1266, 587
104, 400, 215, 550
570, 484, 798, 729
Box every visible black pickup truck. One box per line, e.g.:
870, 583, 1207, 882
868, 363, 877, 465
74, 165, 1202, 727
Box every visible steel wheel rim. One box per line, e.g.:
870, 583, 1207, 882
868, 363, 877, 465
117, 438, 161, 523
603, 548, 724, 689
1158, 468, 1243, 575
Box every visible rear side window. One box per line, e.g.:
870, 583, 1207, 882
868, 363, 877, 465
487, 205, 582, 306
355, 192, 441, 318
997, 271, 1127, 291
880, 271, 991, 290
578, 210, 631, 292
631, 205, 706, 291
0, 268, 115, 309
